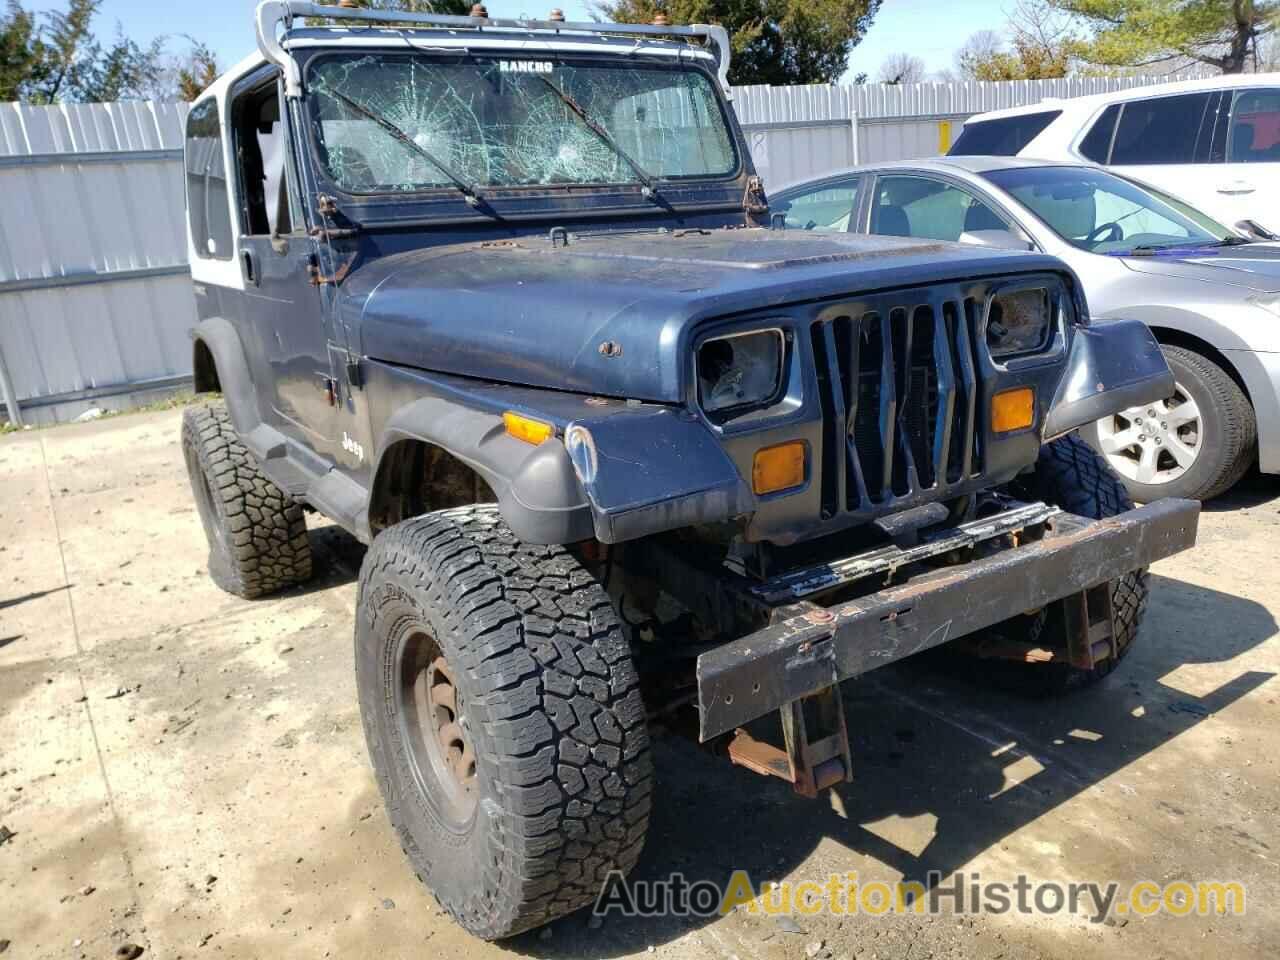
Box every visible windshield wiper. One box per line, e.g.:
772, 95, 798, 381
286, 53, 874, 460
535, 76, 661, 200
324, 88, 491, 212
1207, 236, 1254, 247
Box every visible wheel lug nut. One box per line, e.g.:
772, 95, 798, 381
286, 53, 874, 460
1161, 421, 1167, 429
1135, 417, 1143, 424
1138, 434, 1146, 441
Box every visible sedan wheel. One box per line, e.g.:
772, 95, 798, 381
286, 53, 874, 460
1095, 384, 1201, 487
1084, 345, 1256, 502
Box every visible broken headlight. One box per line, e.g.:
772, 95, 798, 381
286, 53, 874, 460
986, 287, 1053, 359
697, 329, 785, 419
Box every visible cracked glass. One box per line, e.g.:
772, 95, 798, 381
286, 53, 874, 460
306, 53, 736, 193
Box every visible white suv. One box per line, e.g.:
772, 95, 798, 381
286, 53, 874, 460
950, 74, 1280, 236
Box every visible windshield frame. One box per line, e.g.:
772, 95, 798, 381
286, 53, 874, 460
299, 48, 744, 206
980, 164, 1222, 255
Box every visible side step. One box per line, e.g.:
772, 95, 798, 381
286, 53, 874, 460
725, 683, 853, 798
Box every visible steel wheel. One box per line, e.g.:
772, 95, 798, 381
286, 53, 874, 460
1094, 383, 1202, 487
396, 631, 477, 826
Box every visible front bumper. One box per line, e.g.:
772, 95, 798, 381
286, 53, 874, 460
696, 497, 1199, 740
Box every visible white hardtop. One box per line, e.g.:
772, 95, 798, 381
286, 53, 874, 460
966, 72, 1280, 126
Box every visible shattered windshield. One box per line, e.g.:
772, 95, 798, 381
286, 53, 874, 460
306, 53, 737, 193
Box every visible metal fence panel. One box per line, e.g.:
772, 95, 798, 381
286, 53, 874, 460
0, 100, 191, 424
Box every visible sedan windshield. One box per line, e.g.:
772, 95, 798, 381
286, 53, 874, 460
306, 53, 737, 194
981, 165, 1220, 254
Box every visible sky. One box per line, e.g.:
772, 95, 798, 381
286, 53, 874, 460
24, 0, 1013, 83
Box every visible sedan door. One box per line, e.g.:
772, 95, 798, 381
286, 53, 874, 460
862, 174, 1031, 251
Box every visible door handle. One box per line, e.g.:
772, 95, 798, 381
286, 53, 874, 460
241, 249, 258, 286
1217, 181, 1256, 195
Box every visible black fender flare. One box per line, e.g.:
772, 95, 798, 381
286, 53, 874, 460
190, 317, 265, 438
372, 397, 595, 545
1043, 318, 1175, 440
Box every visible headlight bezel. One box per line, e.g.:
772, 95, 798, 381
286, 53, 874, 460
983, 282, 1059, 360
695, 326, 791, 424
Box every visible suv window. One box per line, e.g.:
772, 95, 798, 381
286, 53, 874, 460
949, 110, 1062, 156
185, 99, 234, 259
778, 178, 861, 231
233, 82, 293, 236
1228, 88, 1280, 163
870, 175, 1008, 242
1077, 104, 1120, 162
1110, 93, 1214, 165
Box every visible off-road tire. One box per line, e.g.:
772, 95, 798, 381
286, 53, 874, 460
997, 434, 1149, 693
355, 506, 652, 940
181, 401, 312, 599
1084, 345, 1256, 502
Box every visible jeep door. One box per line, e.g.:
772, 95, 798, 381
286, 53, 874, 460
230, 71, 347, 463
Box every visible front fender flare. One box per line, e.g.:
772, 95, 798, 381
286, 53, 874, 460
374, 397, 595, 545
1043, 318, 1174, 439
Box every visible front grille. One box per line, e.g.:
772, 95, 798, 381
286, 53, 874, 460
810, 291, 985, 520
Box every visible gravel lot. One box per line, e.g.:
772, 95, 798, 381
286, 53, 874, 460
2, 407, 1278, 960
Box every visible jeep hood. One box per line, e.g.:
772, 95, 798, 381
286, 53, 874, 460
1120, 242, 1280, 292
344, 229, 1067, 403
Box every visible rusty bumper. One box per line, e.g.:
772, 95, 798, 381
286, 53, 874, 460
696, 497, 1200, 740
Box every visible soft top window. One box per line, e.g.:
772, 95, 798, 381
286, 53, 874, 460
185, 99, 234, 260
306, 53, 737, 194
949, 110, 1062, 156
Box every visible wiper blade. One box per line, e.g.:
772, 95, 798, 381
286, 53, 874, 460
535, 75, 660, 200
1211, 236, 1253, 246
325, 88, 489, 211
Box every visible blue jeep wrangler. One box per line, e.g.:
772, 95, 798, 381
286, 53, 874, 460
181, 0, 1198, 939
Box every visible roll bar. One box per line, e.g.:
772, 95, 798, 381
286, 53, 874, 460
254, 0, 733, 98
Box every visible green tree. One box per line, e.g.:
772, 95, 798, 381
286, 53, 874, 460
174, 37, 218, 102
592, 0, 882, 86
0, 0, 43, 101
1, 0, 165, 103
1050, 0, 1279, 73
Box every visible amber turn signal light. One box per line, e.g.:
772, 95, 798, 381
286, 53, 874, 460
752, 441, 806, 495
503, 411, 554, 445
991, 386, 1035, 433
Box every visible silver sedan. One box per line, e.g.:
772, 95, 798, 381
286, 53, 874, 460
771, 157, 1280, 501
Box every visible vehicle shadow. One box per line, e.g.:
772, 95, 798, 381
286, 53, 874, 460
1203, 468, 1280, 512
510, 573, 1276, 958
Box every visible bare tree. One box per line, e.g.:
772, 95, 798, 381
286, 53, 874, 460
877, 51, 927, 84
954, 29, 1005, 79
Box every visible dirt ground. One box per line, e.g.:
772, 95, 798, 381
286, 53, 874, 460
2, 407, 1278, 960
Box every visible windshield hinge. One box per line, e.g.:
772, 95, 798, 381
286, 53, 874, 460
743, 175, 769, 220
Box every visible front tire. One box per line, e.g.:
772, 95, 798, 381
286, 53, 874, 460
1085, 345, 1256, 502
355, 506, 652, 940
995, 435, 1149, 692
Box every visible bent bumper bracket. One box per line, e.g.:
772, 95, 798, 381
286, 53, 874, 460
697, 497, 1199, 741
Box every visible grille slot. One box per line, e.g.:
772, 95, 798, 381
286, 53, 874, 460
812, 290, 984, 520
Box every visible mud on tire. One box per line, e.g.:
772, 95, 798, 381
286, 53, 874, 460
181, 401, 312, 599
997, 434, 1149, 692
355, 506, 652, 940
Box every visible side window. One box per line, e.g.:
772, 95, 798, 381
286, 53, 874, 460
778, 179, 861, 231
184, 99, 234, 260
1227, 88, 1280, 163
233, 81, 293, 236
947, 110, 1062, 156
871, 176, 1008, 243
1110, 93, 1214, 165
1078, 104, 1121, 162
